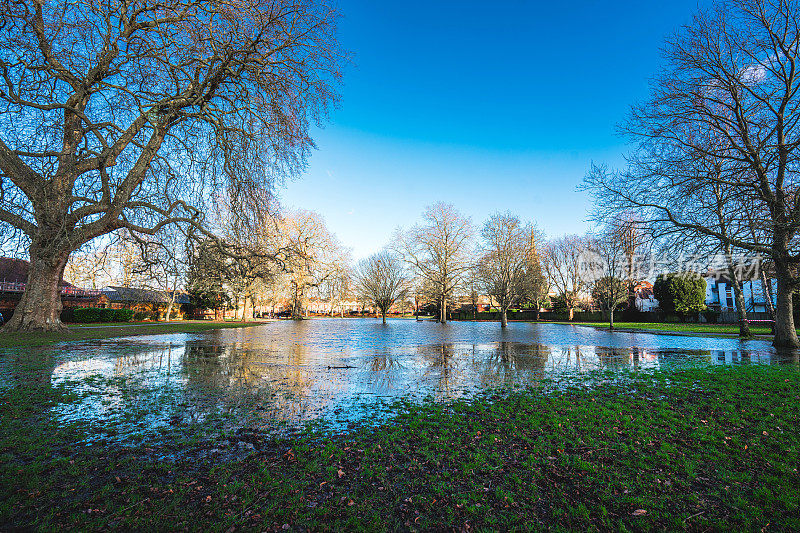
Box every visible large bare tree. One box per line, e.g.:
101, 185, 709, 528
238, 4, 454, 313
477, 212, 539, 328
353, 251, 409, 324
397, 203, 474, 323
584, 0, 800, 347
0, 0, 344, 332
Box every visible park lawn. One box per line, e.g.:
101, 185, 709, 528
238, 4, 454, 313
0, 320, 262, 348
1, 365, 798, 531
554, 321, 778, 336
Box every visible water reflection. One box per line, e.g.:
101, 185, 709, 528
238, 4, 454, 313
1, 319, 797, 443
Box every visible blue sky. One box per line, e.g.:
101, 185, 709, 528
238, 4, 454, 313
279, 0, 705, 259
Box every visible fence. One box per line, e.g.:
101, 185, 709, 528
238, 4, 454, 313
0, 281, 101, 298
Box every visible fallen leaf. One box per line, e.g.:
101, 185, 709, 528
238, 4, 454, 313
632, 509, 647, 516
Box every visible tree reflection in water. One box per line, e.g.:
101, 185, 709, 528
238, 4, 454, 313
16, 319, 789, 444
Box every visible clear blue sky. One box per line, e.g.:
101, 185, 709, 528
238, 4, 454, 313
279, 0, 705, 259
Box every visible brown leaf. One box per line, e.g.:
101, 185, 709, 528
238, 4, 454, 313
632, 509, 647, 516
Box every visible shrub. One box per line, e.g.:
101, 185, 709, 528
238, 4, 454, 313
653, 273, 707, 321
114, 309, 135, 322
71, 307, 135, 323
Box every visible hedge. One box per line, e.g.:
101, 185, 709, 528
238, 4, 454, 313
70, 307, 135, 323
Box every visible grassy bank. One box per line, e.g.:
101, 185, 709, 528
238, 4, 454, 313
0, 320, 263, 348
1, 365, 798, 531
550, 321, 778, 337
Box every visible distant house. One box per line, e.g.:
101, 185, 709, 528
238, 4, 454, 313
633, 281, 658, 312
101, 286, 191, 318
643, 267, 776, 318
703, 270, 775, 314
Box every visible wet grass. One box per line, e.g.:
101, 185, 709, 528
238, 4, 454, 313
552, 321, 779, 337
0, 321, 262, 347
1, 363, 798, 531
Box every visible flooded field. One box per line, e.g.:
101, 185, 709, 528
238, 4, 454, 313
0, 319, 795, 443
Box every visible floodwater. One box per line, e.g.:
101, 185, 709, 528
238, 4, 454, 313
1, 319, 796, 443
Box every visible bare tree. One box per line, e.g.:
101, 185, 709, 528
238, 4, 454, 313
216, 192, 287, 321
353, 251, 409, 324
587, 226, 630, 329
281, 209, 344, 319
584, 0, 800, 347
64, 242, 114, 290
543, 235, 591, 321
127, 226, 190, 321
318, 258, 352, 317
464, 263, 481, 320
0, 0, 345, 332
397, 203, 474, 323
477, 212, 538, 328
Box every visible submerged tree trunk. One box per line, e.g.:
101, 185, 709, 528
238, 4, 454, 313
381, 310, 387, 324
773, 267, 799, 348
500, 309, 508, 328
440, 298, 447, 324
729, 278, 751, 338
609, 307, 615, 330
724, 250, 751, 338
2, 247, 70, 333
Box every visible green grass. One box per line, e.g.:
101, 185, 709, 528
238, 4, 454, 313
0, 320, 262, 347
1, 364, 798, 530
551, 321, 779, 336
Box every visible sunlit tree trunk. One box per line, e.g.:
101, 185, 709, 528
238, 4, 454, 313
1, 245, 69, 332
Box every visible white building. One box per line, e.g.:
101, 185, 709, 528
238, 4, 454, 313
704, 273, 775, 313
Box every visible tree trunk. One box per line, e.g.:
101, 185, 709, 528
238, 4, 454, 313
440, 298, 447, 324
729, 278, 751, 338
1, 248, 70, 332
773, 268, 799, 348
500, 309, 508, 328
760, 268, 776, 332
382, 310, 387, 324
242, 296, 251, 322
609, 307, 615, 329
568, 307, 574, 321
165, 290, 176, 322
724, 250, 751, 338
